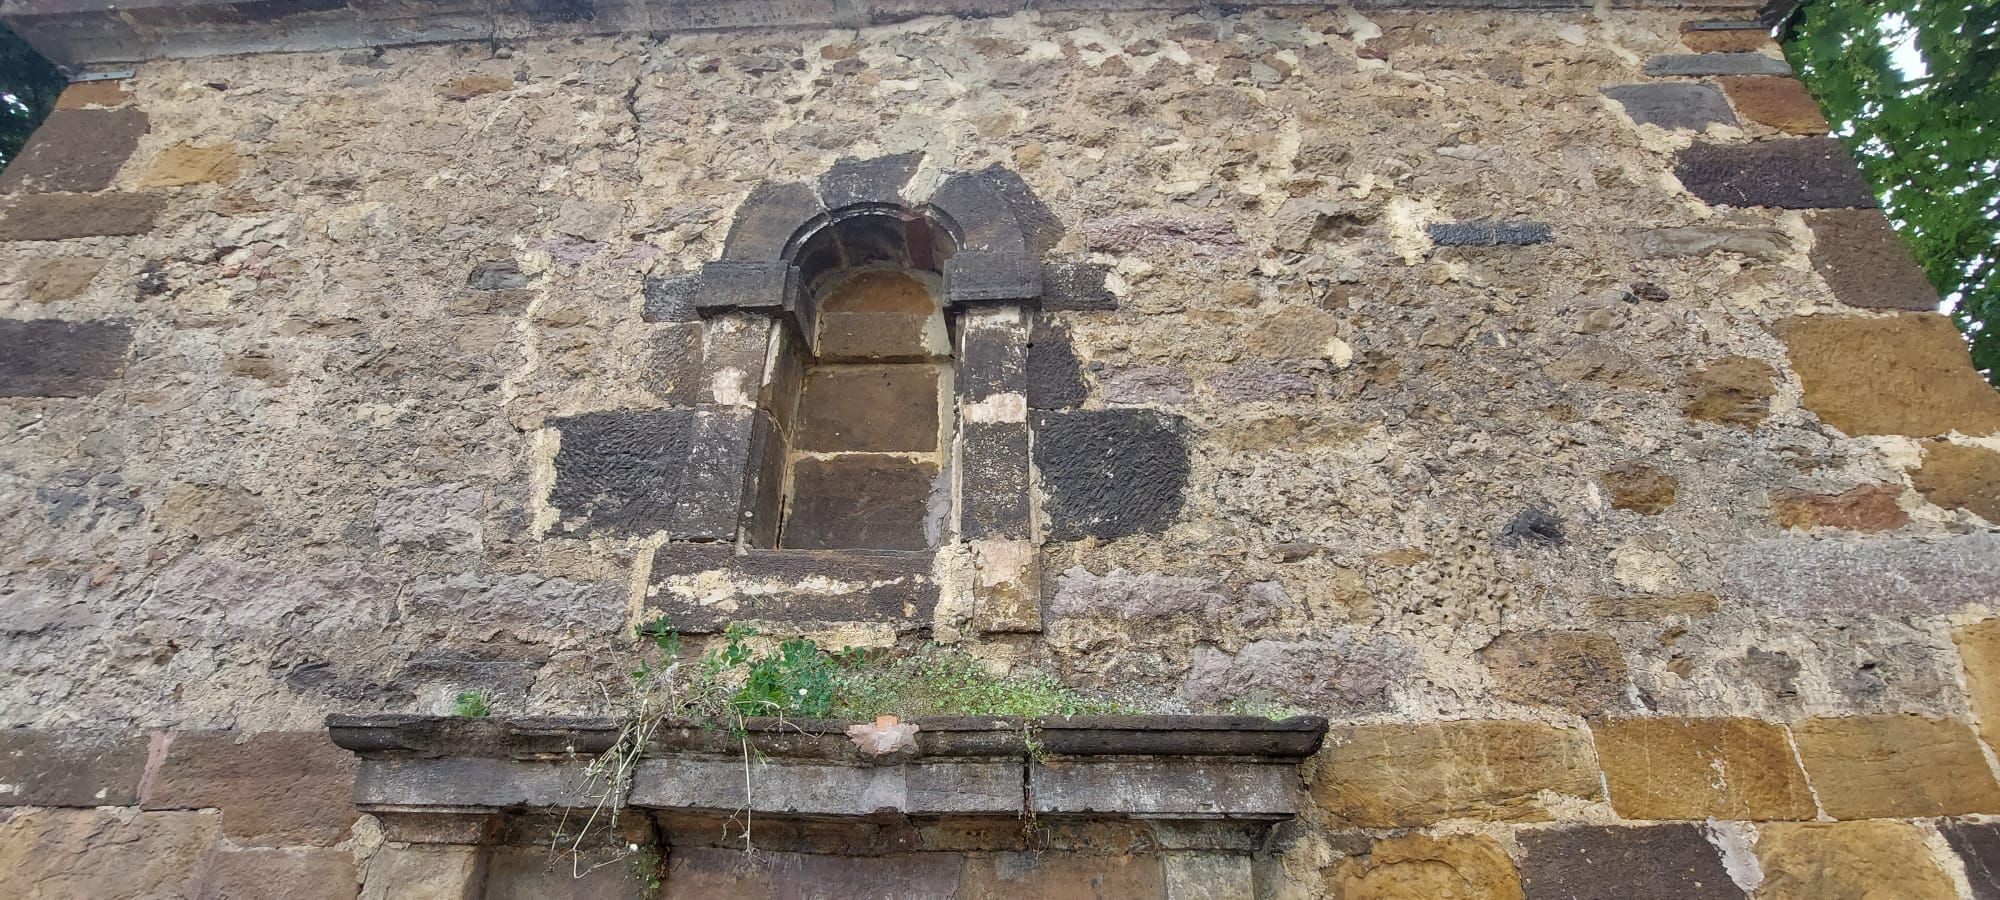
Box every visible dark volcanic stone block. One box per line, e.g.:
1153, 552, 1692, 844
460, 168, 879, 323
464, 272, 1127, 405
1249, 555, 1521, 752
721, 181, 822, 261
1027, 322, 1087, 410
0, 318, 132, 397
649, 543, 939, 630
1642, 52, 1791, 76
642, 272, 699, 322
0, 729, 149, 807
1033, 408, 1190, 541
1806, 208, 1939, 310
795, 364, 941, 452
784, 456, 938, 551
549, 410, 694, 536
1518, 825, 1743, 899
957, 313, 1026, 403
0, 193, 166, 240
945, 249, 1042, 305
1427, 221, 1553, 247
1602, 83, 1738, 130
961, 422, 1029, 541
672, 409, 762, 540
818, 152, 923, 209
1041, 258, 1117, 311
929, 168, 1030, 254
692, 260, 794, 315
1943, 821, 2000, 900
0, 108, 149, 194
1675, 138, 1878, 209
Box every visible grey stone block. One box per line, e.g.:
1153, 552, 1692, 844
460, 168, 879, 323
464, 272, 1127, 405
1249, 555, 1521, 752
670, 408, 761, 540
1030, 759, 1299, 817
1516, 825, 1743, 900
1643, 52, 1792, 77
720, 181, 823, 261
0, 318, 132, 398
641, 272, 699, 322
629, 758, 1021, 815
1675, 138, 1878, 209
354, 757, 598, 809
1720, 533, 2000, 617
692, 260, 794, 315
1427, 221, 1553, 247
1602, 83, 1738, 130
961, 422, 1030, 541
1042, 258, 1118, 311
957, 311, 1027, 402
818, 152, 923, 209
647, 544, 939, 631
1026, 321, 1087, 410
945, 249, 1042, 305
1033, 408, 1190, 541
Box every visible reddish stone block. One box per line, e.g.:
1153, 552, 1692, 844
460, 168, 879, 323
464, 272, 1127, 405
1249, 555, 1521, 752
0, 729, 150, 807
1718, 76, 1829, 134
197, 847, 357, 900
1517, 825, 1742, 900
142, 731, 358, 847
1682, 23, 1777, 53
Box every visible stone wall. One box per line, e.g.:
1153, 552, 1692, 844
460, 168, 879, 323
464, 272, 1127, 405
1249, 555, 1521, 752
3, 2, 2000, 897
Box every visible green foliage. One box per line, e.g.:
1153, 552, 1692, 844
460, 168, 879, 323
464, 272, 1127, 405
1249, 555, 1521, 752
0, 24, 61, 168
1785, 0, 2000, 382
453, 691, 491, 717
828, 645, 1133, 719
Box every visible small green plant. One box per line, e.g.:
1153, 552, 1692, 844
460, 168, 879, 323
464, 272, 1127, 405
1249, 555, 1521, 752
453, 691, 491, 718
629, 845, 663, 892
829, 645, 1133, 719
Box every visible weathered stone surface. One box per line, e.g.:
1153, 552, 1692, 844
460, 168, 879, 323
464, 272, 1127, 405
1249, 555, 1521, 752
1683, 23, 1777, 53
1084, 213, 1244, 256
373, 483, 482, 552
633, 758, 1021, 815
199, 847, 358, 900
934, 163, 1061, 255
1427, 221, 1551, 247
1590, 717, 1814, 820
358, 845, 484, 900
1675, 139, 1877, 209
467, 260, 531, 291
142, 731, 359, 846
1478, 631, 1629, 714
0, 108, 149, 193
1042, 258, 1118, 311
1955, 619, 2000, 752
970, 540, 1039, 634
1643, 52, 1792, 77
1585, 592, 1720, 621
785, 456, 938, 551
1631, 225, 1790, 259
0, 808, 219, 899
1327, 833, 1523, 900
1602, 83, 1738, 130
641, 272, 698, 321
647, 543, 938, 631
1516, 825, 1742, 900
1941, 821, 2000, 900
1310, 721, 1601, 827
0, 729, 148, 807
1755, 821, 1957, 900
668, 848, 968, 900
1781, 314, 2000, 437
1912, 442, 2000, 521
0, 318, 132, 397
1770, 483, 1909, 531
484, 847, 649, 899
139, 142, 243, 188
1805, 208, 1938, 310
1101, 365, 1192, 405
1027, 321, 1087, 410
440, 74, 513, 100
0, 192, 166, 240
1183, 635, 1416, 714
961, 422, 1029, 541
1032, 760, 1297, 817
1682, 356, 1775, 429
1033, 409, 1190, 541
1600, 462, 1677, 514
1720, 532, 2000, 616
153, 483, 261, 539
1209, 363, 1315, 403
1792, 715, 2000, 818
957, 308, 1026, 403
818, 152, 922, 208
19, 256, 103, 301
55, 80, 132, 109
548, 409, 693, 536
1718, 76, 1828, 134
723, 181, 823, 261
795, 364, 941, 452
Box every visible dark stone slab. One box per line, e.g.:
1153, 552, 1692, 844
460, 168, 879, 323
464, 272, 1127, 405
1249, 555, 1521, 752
550, 409, 755, 538
1427, 221, 1553, 247
671, 409, 762, 540
1643, 52, 1791, 76
354, 757, 597, 809
1033, 408, 1190, 541
0, 318, 132, 397
721, 181, 822, 261
1027, 321, 1087, 410
1675, 138, 1878, 209
1602, 83, 1737, 130
961, 421, 1029, 541
466, 261, 530, 290
929, 168, 1030, 254
969, 163, 1063, 255
648, 544, 939, 629
1503, 506, 1565, 545
691, 260, 794, 315
1806, 208, 1939, 310
1030, 759, 1298, 816
957, 312, 1026, 402
0, 729, 150, 807
795, 364, 941, 452
784, 455, 938, 550
1041, 258, 1118, 311
1037, 715, 1328, 758
818, 152, 923, 209
945, 249, 1042, 305
1517, 825, 1744, 899
0, 108, 149, 194
0, 192, 166, 240
641, 272, 698, 322
1943, 821, 2000, 900
640, 323, 703, 405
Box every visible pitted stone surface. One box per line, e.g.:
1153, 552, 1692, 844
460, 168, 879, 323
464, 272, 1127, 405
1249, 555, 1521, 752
647, 544, 938, 630
1182, 634, 1416, 713
1517, 825, 1742, 900
547, 410, 694, 536
1675, 138, 1878, 208
1033, 408, 1190, 541
1603, 83, 1737, 130
1805, 208, 1939, 310
1041, 258, 1118, 311
1026, 321, 1087, 410
1427, 221, 1552, 246
0, 318, 132, 397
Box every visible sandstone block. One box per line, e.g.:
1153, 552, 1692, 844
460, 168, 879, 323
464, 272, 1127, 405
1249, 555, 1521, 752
1770, 483, 1908, 531
1165, 852, 1252, 900
959, 850, 1163, 899
1682, 24, 1777, 53
0, 729, 149, 807
0, 318, 132, 397
19, 256, 103, 301
199, 847, 358, 900
1805, 208, 1938, 310
1310, 721, 1601, 827
1781, 314, 2000, 437
1600, 462, 1677, 514
1602, 83, 1737, 130
440, 74, 513, 100
140, 142, 243, 188
1717, 76, 1828, 134
0, 809, 218, 898
55, 80, 132, 109
1954, 619, 2000, 752
1912, 442, 2000, 522
1791, 715, 2000, 819
785, 456, 938, 551
1755, 821, 1956, 900
796, 365, 941, 452
142, 731, 359, 846
1479, 631, 1629, 714
1327, 833, 1522, 900
0, 108, 149, 193
1182, 635, 1415, 714
1675, 138, 1876, 209
1032, 759, 1297, 817
971, 540, 1039, 633
1720, 532, 2000, 617
1033, 408, 1190, 541
1589, 717, 1814, 820
1515, 825, 1741, 900
1644, 52, 1792, 76
0, 192, 166, 240
1682, 356, 1775, 429
1630, 225, 1790, 259
359, 845, 484, 900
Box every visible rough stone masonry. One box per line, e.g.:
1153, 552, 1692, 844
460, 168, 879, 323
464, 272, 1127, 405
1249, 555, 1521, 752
2, 0, 2000, 897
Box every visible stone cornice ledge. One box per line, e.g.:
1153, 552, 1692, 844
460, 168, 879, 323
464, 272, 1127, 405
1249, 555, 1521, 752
8, 0, 1767, 71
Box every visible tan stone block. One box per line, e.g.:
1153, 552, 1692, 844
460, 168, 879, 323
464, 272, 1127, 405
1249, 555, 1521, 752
56, 80, 133, 109
957, 850, 1164, 899
198, 847, 358, 900
972, 539, 1041, 634
1755, 821, 1956, 900
1956, 619, 2000, 751
1780, 314, 2000, 438
19, 256, 104, 302
1912, 442, 2000, 522
1478, 630, 1630, 715
0, 808, 219, 898
1682, 356, 1775, 429
1717, 76, 1829, 134
142, 731, 359, 846
1326, 833, 1523, 900
1792, 715, 2000, 818
1681, 25, 1777, 53
140, 142, 243, 188
1310, 721, 1601, 827
1770, 483, 1909, 531
440, 74, 514, 100
358, 845, 485, 900
1600, 462, 1677, 514
1590, 717, 1815, 820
